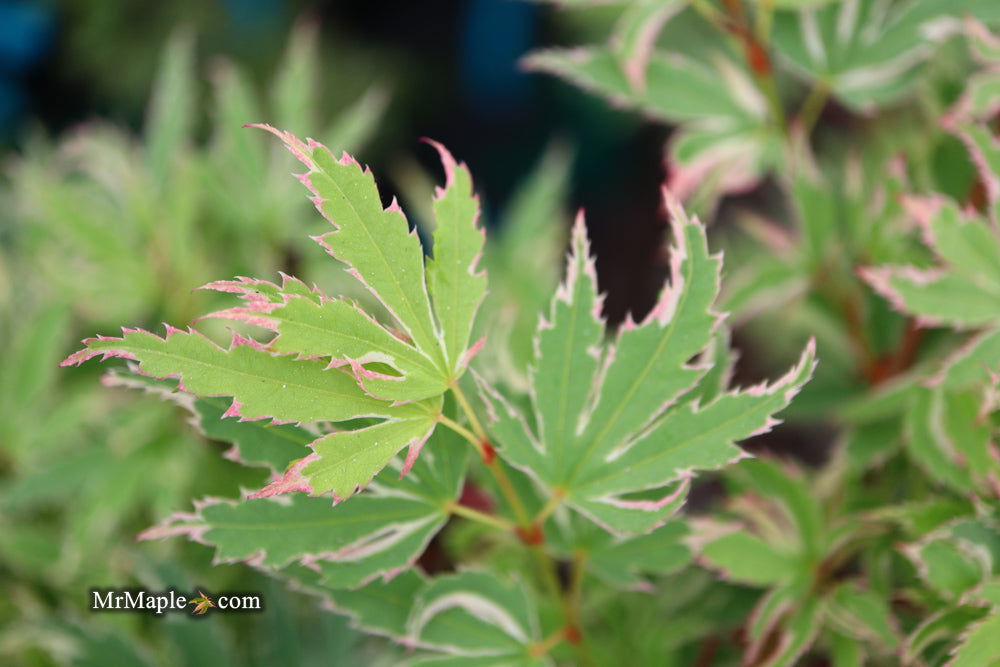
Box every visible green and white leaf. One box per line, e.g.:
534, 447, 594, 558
727, 459, 827, 561
524, 41, 782, 211
825, 583, 899, 649
63, 326, 414, 424
950, 610, 1000, 667
696, 527, 799, 587
140, 428, 467, 589
476, 145, 572, 391
424, 141, 487, 374
257, 126, 487, 390
863, 186, 1000, 331
63, 128, 493, 499
931, 328, 1000, 393
745, 586, 823, 667
62, 322, 443, 500
103, 364, 312, 472
280, 565, 427, 642
903, 605, 989, 664
549, 514, 692, 588
771, 0, 1000, 111
481, 198, 815, 535
904, 386, 1000, 499
903, 535, 992, 600
406, 571, 548, 665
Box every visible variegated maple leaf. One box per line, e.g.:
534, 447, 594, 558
280, 566, 551, 666
769, 0, 1000, 112
62, 128, 486, 501
524, 1, 782, 213
480, 194, 816, 535
861, 21, 1000, 333
103, 363, 314, 472
139, 427, 468, 589
525, 41, 781, 215
861, 195, 1000, 330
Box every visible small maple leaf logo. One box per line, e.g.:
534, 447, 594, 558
188, 591, 216, 615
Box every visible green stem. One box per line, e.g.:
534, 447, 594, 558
567, 551, 595, 667
693, 0, 787, 136
532, 489, 565, 526
449, 385, 533, 528
437, 413, 487, 459
450, 382, 487, 441
532, 546, 564, 611
489, 458, 533, 528
798, 81, 830, 137
754, 0, 775, 43
447, 501, 517, 532
529, 628, 567, 658
439, 411, 531, 529
569, 552, 587, 616
446, 383, 594, 658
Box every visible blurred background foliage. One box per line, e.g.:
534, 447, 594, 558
2, 0, 1000, 664
0, 5, 394, 663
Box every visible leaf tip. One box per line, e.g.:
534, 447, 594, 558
251, 123, 313, 166
421, 136, 458, 188
250, 453, 318, 499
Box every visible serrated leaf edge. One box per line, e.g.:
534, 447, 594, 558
138, 493, 446, 589
251, 123, 447, 370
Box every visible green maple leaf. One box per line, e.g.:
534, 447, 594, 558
861, 21, 1000, 338
524, 4, 783, 213
771, 0, 1000, 112
102, 362, 320, 473
140, 427, 468, 589
862, 196, 1000, 330
480, 196, 816, 534
278, 567, 550, 665
62, 129, 487, 501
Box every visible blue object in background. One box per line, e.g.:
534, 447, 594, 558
0, 0, 53, 135
0, 0, 52, 73
459, 0, 535, 115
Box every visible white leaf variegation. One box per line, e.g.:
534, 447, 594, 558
139, 427, 468, 589
480, 193, 816, 535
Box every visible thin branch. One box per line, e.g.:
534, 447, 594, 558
437, 413, 487, 459
529, 628, 567, 658
447, 383, 595, 661
489, 456, 534, 530
446, 501, 517, 532
754, 0, 775, 43
449, 386, 533, 528
693, 0, 788, 136
450, 382, 487, 441
532, 488, 566, 526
